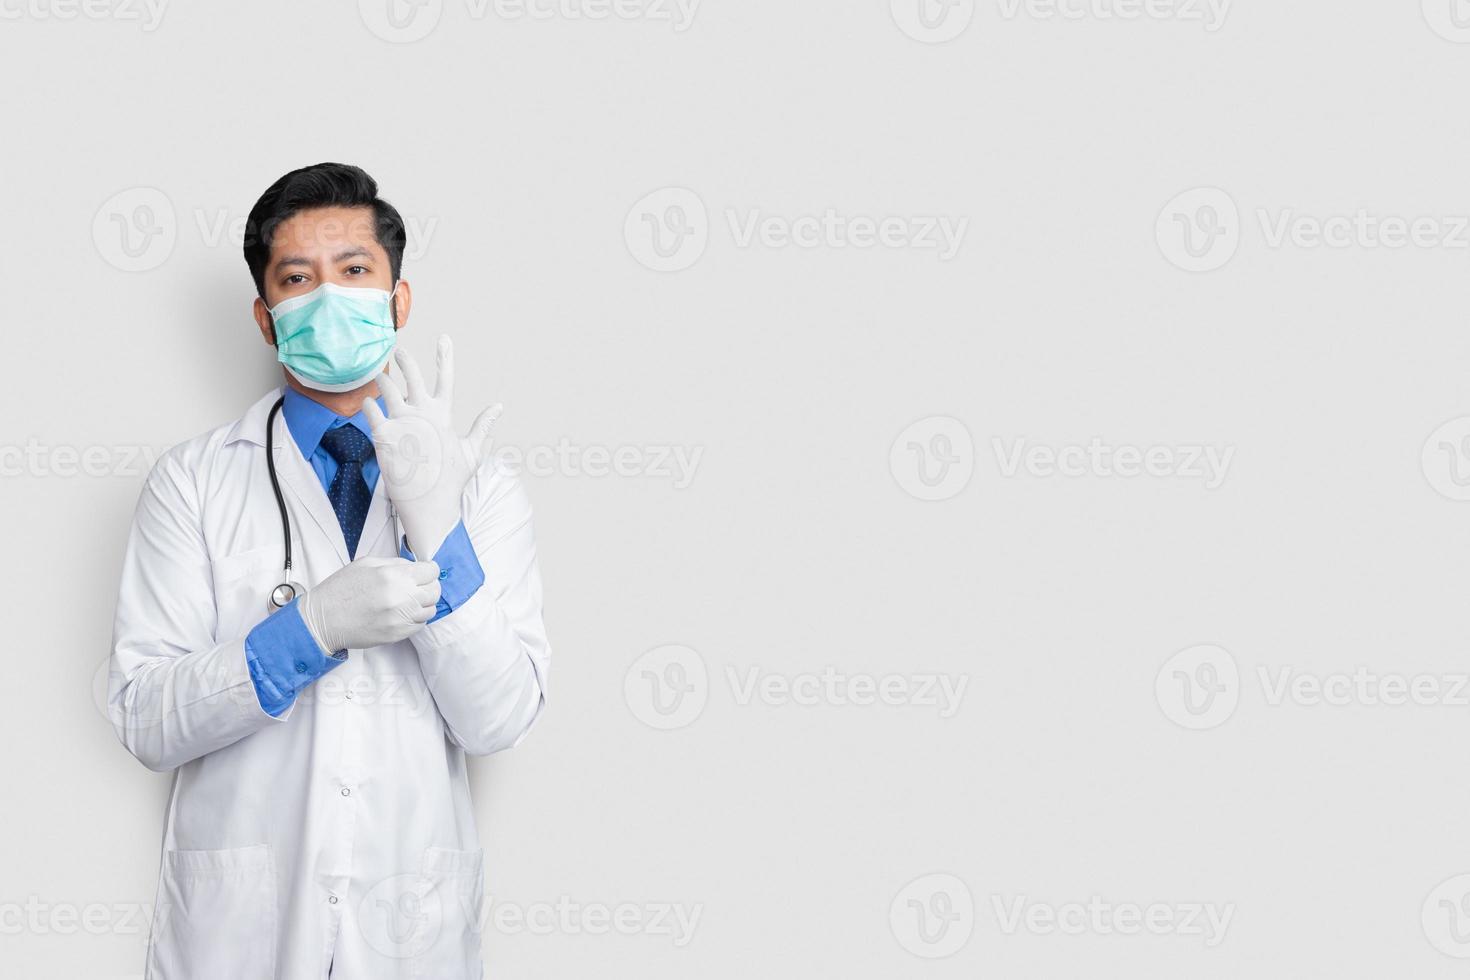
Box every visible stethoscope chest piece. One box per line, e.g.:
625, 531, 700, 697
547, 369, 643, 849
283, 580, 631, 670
269, 581, 304, 611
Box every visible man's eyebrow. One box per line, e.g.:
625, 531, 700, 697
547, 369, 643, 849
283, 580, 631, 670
270, 247, 375, 272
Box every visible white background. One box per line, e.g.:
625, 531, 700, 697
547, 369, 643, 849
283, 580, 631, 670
5, 0, 1470, 976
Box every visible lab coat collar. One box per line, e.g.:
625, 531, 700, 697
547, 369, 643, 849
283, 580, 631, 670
223, 387, 396, 565
223, 389, 283, 447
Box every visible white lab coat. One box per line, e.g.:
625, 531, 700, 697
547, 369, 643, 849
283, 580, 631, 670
108, 388, 551, 980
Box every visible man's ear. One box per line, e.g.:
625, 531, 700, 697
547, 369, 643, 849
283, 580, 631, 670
253, 296, 276, 347
391, 279, 412, 331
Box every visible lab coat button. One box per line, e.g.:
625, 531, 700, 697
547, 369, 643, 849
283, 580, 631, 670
341, 787, 352, 797
328, 895, 338, 905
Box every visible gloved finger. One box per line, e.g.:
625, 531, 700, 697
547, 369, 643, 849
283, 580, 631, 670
352, 556, 403, 569
433, 334, 454, 402
409, 560, 441, 585
395, 348, 429, 405
411, 581, 442, 607
466, 403, 504, 461
377, 370, 408, 417
407, 601, 435, 624
361, 397, 389, 433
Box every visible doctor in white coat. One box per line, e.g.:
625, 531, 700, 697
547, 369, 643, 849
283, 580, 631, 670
107, 163, 550, 980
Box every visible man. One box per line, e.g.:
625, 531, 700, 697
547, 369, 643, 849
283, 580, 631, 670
108, 163, 550, 980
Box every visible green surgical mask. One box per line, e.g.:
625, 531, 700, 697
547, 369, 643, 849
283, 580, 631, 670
269, 282, 397, 392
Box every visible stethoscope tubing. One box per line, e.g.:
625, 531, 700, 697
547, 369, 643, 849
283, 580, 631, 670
265, 396, 302, 610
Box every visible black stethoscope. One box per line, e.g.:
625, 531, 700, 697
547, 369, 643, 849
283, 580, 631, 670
265, 396, 306, 611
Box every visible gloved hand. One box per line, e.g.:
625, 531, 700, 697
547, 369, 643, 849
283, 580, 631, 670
363, 337, 501, 556
297, 556, 442, 654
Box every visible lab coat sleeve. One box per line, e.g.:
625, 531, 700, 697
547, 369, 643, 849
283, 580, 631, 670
108, 452, 289, 772
408, 463, 550, 757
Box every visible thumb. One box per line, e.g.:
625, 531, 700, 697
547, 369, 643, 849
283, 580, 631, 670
466, 403, 503, 461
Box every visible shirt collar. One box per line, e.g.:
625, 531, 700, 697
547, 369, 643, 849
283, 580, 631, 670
281, 386, 382, 459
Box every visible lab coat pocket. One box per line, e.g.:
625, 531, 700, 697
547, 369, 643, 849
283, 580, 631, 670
150, 843, 277, 980
413, 847, 485, 980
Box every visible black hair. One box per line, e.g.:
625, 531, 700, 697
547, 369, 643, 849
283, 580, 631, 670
242, 162, 407, 297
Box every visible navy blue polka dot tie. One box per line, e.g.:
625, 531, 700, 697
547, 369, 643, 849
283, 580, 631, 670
320, 424, 375, 559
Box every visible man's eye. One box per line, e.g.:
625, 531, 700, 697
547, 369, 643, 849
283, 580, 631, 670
346, 265, 368, 275
284, 274, 308, 285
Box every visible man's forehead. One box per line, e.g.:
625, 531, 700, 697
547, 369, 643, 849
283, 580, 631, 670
268, 207, 381, 257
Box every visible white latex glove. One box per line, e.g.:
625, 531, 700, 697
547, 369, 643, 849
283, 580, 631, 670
363, 337, 501, 557
298, 556, 442, 654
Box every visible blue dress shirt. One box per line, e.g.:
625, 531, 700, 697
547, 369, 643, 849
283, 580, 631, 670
243, 387, 486, 716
